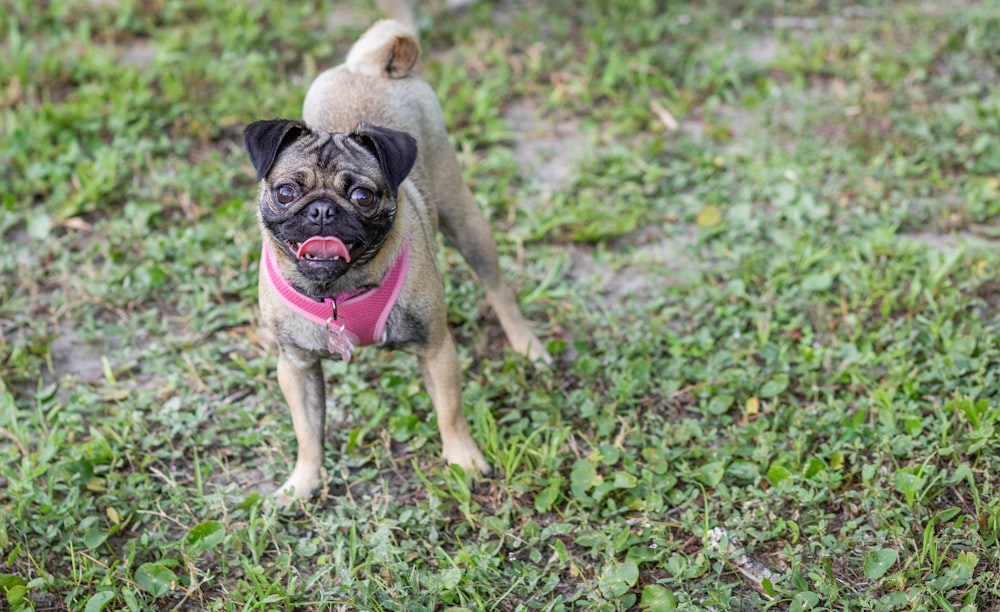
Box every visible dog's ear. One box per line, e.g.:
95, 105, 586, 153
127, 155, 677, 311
244, 119, 308, 181
350, 123, 418, 197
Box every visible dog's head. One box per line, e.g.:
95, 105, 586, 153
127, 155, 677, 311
243, 119, 417, 286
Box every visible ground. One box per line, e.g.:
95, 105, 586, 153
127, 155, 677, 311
1, 0, 999, 610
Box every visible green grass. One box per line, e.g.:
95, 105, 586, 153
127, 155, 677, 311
2, 0, 1000, 609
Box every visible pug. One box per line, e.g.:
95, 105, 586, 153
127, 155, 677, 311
243, 19, 551, 505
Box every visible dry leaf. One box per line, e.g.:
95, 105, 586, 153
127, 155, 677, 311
697, 204, 722, 227
650, 99, 679, 131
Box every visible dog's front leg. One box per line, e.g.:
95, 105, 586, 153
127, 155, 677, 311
418, 330, 491, 476
274, 348, 326, 505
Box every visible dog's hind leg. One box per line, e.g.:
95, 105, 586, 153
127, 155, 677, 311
431, 154, 552, 365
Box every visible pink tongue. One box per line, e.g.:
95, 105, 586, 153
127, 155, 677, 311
296, 236, 351, 262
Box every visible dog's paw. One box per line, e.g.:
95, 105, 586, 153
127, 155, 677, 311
272, 474, 320, 508
526, 340, 553, 367
443, 442, 492, 477
514, 333, 553, 367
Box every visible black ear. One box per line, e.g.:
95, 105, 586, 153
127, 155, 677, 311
243, 119, 308, 181
350, 123, 418, 197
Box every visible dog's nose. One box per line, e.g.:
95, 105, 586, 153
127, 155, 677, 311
305, 199, 337, 223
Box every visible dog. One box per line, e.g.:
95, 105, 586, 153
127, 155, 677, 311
243, 19, 551, 504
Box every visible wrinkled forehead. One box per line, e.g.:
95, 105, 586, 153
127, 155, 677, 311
279, 130, 376, 176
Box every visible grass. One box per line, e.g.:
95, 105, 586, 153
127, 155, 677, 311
2, 0, 1000, 609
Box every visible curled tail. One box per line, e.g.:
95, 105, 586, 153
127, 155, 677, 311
345, 20, 420, 79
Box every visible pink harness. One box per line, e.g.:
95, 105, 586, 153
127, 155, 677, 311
261, 241, 410, 361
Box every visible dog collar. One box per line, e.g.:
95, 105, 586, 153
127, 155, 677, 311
261, 240, 409, 360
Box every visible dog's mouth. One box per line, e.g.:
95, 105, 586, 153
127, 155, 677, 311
288, 236, 353, 263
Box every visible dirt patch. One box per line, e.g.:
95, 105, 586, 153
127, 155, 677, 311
503, 96, 699, 302
680, 31, 781, 149
47, 326, 109, 385
902, 230, 1000, 254
120, 39, 156, 68
680, 103, 767, 154
568, 225, 699, 302
743, 34, 780, 66
504, 97, 589, 195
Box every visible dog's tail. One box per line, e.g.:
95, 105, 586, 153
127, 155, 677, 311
345, 20, 420, 79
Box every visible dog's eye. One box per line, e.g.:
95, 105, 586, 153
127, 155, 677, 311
275, 184, 298, 205
350, 187, 375, 207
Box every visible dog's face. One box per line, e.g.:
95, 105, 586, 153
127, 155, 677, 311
244, 119, 417, 285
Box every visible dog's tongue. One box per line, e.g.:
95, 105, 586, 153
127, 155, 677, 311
296, 236, 351, 262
